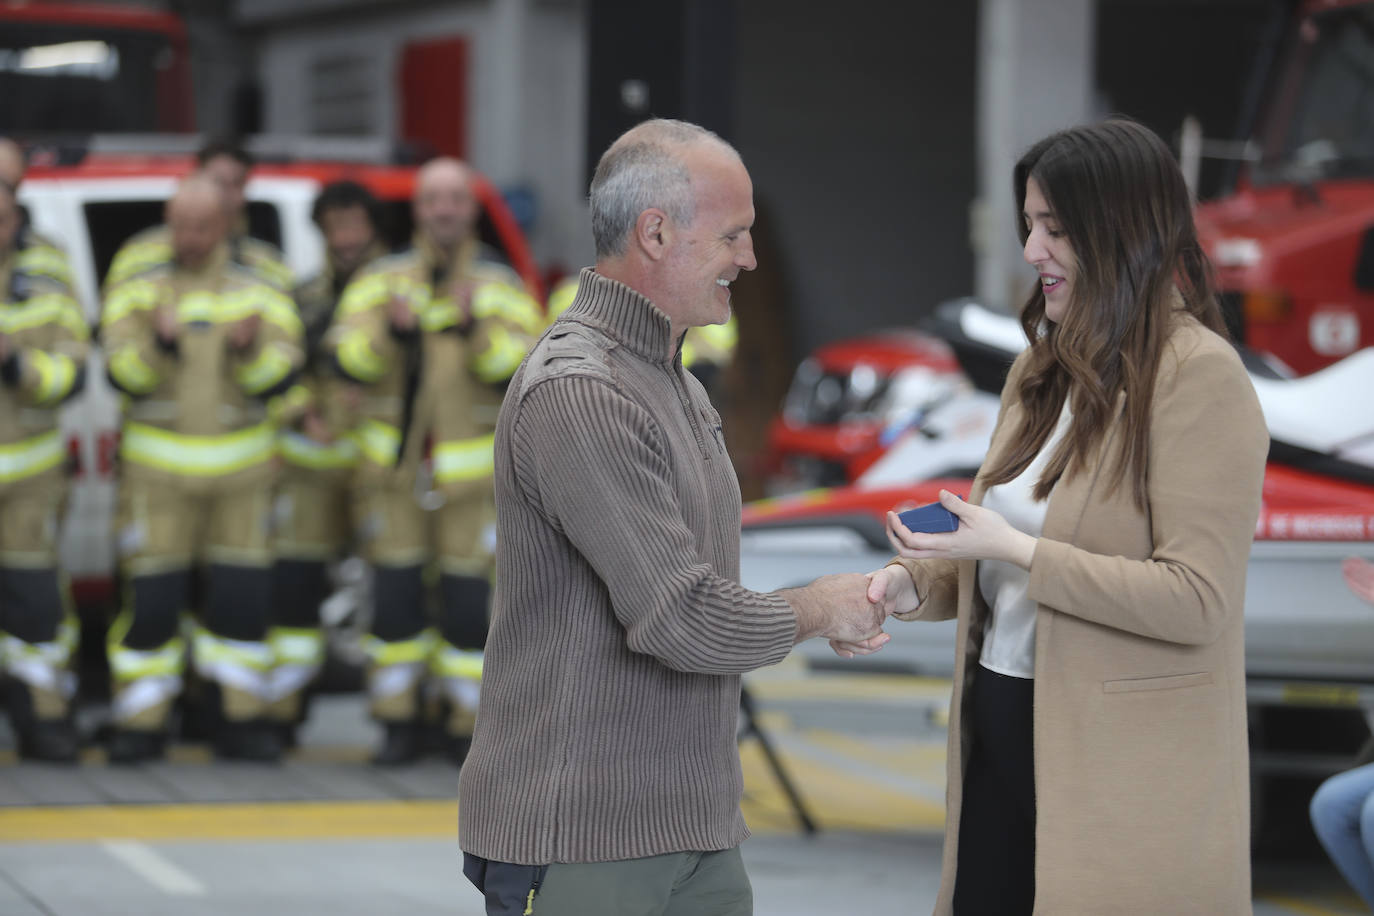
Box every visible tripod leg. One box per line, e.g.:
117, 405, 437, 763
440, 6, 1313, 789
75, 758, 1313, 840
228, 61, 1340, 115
739, 686, 818, 835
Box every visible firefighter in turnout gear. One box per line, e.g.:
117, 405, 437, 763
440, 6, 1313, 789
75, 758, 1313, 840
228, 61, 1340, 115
0, 180, 88, 762
0, 137, 77, 294
101, 177, 304, 764
326, 158, 541, 764
268, 182, 388, 741
547, 274, 737, 390
105, 140, 293, 293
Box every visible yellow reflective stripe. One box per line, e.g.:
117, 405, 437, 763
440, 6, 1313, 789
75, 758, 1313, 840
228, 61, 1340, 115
268, 384, 312, 425
17, 246, 73, 287
349, 418, 401, 467
0, 430, 64, 483
252, 258, 294, 292
236, 345, 294, 395
102, 278, 159, 324
337, 273, 392, 318
472, 283, 543, 335
193, 627, 274, 671
698, 317, 738, 348
175, 291, 221, 324
107, 241, 172, 288
431, 646, 484, 680
0, 616, 77, 666
433, 434, 495, 484
361, 630, 436, 667
420, 298, 460, 332
337, 328, 387, 383
546, 279, 577, 323
471, 323, 527, 383
28, 350, 77, 404
121, 421, 277, 476
279, 431, 359, 469
268, 627, 325, 667
109, 643, 185, 680
108, 610, 185, 681
0, 293, 87, 337
222, 286, 303, 336
109, 346, 161, 395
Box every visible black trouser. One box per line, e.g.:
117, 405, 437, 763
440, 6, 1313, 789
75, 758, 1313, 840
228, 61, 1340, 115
953, 664, 1035, 915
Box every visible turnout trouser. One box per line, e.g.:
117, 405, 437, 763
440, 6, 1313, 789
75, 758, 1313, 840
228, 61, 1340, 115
110, 476, 274, 731
269, 462, 354, 722
0, 473, 75, 721
354, 476, 493, 736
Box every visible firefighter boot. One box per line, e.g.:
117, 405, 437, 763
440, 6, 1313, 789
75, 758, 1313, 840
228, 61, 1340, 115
106, 689, 173, 765
106, 728, 168, 765
2, 678, 78, 763
432, 646, 483, 767
208, 683, 284, 763
370, 678, 424, 766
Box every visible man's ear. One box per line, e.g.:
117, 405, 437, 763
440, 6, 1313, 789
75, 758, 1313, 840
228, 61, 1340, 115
634, 208, 670, 261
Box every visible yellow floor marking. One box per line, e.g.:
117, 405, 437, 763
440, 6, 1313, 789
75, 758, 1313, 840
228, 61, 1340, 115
1255, 895, 1365, 916
738, 741, 944, 834
798, 728, 946, 784
746, 673, 951, 704
0, 732, 941, 844
0, 800, 461, 843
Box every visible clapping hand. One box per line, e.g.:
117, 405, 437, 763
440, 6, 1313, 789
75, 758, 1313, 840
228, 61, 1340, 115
227, 313, 261, 350
388, 295, 418, 334
154, 303, 179, 346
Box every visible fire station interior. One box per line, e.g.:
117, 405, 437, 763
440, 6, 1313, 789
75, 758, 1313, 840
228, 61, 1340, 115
1, 0, 1370, 913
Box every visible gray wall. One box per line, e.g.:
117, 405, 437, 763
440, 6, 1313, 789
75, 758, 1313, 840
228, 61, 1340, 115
735, 1, 979, 362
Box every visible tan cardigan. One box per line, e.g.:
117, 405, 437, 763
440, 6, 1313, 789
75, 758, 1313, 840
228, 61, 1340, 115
894, 316, 1267, 914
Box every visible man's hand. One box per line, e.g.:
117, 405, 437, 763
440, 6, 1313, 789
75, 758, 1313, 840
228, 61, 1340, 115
301, 410, 333, 444
388, 295, 418, 334
449, 279, 477, 334
227, 313, 261, 350
154, 304, 179, 346
782, 572, 889, 656
338, 383, 364, 413
887, 489, 1037, 570
1343, 557, 1374, 605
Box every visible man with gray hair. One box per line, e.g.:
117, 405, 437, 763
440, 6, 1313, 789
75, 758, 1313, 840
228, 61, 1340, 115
458, 118, 888, 913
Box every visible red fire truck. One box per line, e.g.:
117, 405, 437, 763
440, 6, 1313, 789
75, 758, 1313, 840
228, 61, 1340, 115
1199, 0, 1374, 377
1, 1, 194, 135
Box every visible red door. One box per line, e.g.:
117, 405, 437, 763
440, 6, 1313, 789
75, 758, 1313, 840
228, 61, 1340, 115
399, 36, 469, 158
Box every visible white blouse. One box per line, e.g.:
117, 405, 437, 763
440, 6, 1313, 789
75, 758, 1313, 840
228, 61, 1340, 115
977, 401, 1073, 680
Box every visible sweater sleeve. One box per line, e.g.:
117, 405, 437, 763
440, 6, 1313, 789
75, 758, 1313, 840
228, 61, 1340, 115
1026, 337, 1268, 645
516, 375, 798, 675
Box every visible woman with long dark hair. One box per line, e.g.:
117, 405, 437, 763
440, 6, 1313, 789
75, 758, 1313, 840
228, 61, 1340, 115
858, 119, 1268, 913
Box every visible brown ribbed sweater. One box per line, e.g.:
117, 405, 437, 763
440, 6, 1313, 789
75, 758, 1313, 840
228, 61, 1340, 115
457, 269, 799, 865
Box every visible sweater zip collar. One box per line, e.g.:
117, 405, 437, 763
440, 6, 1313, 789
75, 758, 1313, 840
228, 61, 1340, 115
560, 268, 676, 365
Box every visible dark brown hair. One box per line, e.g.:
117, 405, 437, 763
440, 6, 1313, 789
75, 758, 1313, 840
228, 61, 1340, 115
979, 119, 1227, 508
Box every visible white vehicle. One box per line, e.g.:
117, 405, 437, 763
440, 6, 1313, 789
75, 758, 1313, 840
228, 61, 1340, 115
17, 142, 542, 621
742, 298, 1374, 837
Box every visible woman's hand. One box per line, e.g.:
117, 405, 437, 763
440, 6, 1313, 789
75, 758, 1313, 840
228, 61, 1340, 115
866, 565, 919, 617
887, 489, 1038, 569
828, 566, 917, 658
1343, 557, 1374, 605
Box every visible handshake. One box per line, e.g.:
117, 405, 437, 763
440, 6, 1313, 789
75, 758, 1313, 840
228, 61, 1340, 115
781, 566, 920, 660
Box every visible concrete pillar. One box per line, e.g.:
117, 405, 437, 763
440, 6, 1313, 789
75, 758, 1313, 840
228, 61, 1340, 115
482, 0, 531, 185
973, 0, 1095, 311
